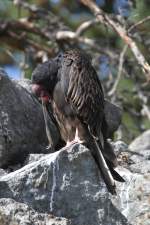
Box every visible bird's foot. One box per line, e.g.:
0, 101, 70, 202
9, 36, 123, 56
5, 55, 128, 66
66, 139, 83, 148
65, 128, 84, 148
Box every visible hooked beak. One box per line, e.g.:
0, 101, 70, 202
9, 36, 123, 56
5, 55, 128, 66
32, 83, 50, 103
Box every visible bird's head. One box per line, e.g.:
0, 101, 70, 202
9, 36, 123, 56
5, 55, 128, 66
31, 60, 59, 103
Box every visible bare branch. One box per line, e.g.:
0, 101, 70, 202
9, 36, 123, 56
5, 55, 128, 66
0, 1, 119, 60
13, 0, 66, 30
80, 0, 150, 82
56, 30, 111, 56
56, 31, 76, 40
76, 18, 98, 36
142, 105, 150, 120
0, 19, 50, 40
128, 15, 150, 33
108, 45, 128, 96
0, 19, 55, 56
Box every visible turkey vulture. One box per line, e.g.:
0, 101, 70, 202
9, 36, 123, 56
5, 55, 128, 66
31, 49, 124, 194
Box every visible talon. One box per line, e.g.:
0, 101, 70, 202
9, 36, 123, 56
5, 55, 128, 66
66, 128, 83, 147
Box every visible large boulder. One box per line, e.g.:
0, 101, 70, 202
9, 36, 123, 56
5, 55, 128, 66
104, 100, 122, 137
129, 129, 150, 153
0, 69, 60, 168
0, 144, 130, 225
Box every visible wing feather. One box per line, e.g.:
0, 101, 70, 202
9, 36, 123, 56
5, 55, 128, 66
61, 50, 105, 137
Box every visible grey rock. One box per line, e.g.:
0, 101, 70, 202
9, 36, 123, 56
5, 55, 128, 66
5, 163, 23, 173
0, 69, 60, 167
129, 130, 150, 152
0, 169, 7, 177
112, 132, 150, 225
129, 149, 150, 164
129, 161, 150, 174
112, 167, 150, 225
16, 78, 33, 94
104, 100, 122, 137
0, 144, 129, 225
0, 198, 70, 225
128, 130, 150, 173
25, 154, 46, 165
112, 140, 128, 155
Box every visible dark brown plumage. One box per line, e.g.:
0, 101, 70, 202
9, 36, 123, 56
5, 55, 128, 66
31, 49, 124, 194
62, 50, 104, 137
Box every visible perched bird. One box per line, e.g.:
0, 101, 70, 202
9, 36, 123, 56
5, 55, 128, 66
31, 49, 124, 194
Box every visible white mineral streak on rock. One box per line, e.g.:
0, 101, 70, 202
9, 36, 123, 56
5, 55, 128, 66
50, 154, 60, 212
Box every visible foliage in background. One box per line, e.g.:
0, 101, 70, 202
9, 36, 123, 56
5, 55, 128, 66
0, 0, 150, 143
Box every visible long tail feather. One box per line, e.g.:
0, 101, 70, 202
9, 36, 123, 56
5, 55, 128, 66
93, 139, 117, 195
108, 165, 125, 182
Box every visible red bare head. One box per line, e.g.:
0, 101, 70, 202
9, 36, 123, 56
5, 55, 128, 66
32, 84, 50, 103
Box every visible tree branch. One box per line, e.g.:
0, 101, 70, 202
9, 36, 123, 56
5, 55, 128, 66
108, 45, 128, 96
128, 15, 150, 33
80, 0, 150, 82
56, 30, 107, 54
0, 19, 56, 56
76, 18, 98, 36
